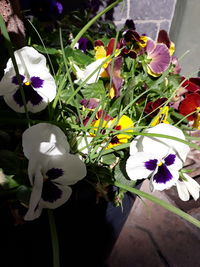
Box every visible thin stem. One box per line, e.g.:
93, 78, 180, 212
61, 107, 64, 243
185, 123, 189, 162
27, 19, 56, 77
48, 210, 60, 267
113, 180, 200, 228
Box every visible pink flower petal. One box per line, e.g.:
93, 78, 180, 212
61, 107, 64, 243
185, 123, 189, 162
148, 43, 170, 74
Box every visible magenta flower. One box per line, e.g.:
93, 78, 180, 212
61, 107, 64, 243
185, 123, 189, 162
145, 39, 171, 77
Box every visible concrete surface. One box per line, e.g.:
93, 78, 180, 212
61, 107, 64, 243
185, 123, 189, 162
170, 0, 200, 76
107, 180, 200, 267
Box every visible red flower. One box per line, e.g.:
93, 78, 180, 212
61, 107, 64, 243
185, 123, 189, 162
180, 77, 200, 92
144, 98, 168, 117
179, 93, 200, 121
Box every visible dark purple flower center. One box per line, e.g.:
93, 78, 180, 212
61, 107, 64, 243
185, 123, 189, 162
12, 75, 44, 106
46, 168, 64, 180
153, 164, 172, 184
145, 159, 158, 171
164, 154, 176, 166
42, 181, 62, 203
144, 154, 176, 184
41, 168, 64, 203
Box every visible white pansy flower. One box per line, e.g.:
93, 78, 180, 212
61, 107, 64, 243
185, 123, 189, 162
130, 123, 190, 162
74, 58, 105, 84
176, 173, 200, 201
24, 151, 87, 220
22, 123, 87, 220
0, 46, 56, 113
126, 123, 190, 191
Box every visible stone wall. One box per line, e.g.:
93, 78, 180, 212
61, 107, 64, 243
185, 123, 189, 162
112, 0, 177, 39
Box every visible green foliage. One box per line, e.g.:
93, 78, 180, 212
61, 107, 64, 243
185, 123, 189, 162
82, 80, 107, 99
64, 47, 93, 66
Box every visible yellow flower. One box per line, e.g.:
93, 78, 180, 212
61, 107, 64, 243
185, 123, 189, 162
151, 106, 170, 126
192, 107, 200, 129
106, 115, 134, 149
89, 114, 134, 149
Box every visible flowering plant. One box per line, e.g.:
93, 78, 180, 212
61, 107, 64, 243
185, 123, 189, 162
1, 0, 200, 265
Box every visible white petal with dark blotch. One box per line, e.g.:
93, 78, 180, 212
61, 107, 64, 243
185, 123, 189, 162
39, 185, 72, 209
45, 153, 87, 185
126, 152, 158, 180
0, 46, 47, 95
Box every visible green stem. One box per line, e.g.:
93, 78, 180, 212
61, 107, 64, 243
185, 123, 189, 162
90, 130, 200, 160
48, 210, 60, 267
0, 15, 30, 127
70, 0, 123, 48
113, 180, 200, 228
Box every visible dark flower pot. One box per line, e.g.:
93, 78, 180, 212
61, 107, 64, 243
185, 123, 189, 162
0, 181, 136, 267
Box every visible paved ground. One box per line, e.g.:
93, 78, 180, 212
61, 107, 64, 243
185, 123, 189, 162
107, 180, 200, 267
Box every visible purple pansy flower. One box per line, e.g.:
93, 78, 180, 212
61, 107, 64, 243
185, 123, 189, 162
145, 39, 171, 77
80, 98, 100, 110
126, 123, 190, 191
74, 37, 88, 53
0, 46, 56, 113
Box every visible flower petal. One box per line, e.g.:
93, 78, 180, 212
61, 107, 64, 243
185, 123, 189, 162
24, 166, 44, 221
126, 152, 158, 180
3, 93, 48, 113
30, 69, 57, 102
22, 123, 70, 159
150, 164, 179, 191
176, 180, 190, 201
0, 47, 47, 95
182, 174, 200, 201
147, 43, 170, 74
74, 58, 105, 84
141, 123, 189, 162
40, 184, 72, 209
45, 153, 87, 185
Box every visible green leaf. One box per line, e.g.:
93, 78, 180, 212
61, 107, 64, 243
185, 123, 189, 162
16, 185, 31, 206
65, 47, 93, 65
0, 150, 18, 175
82, 80, 106, 99
101, 153, 117, 165
3, 174, 19, 189
114, 161, 135, 186
109, 96, 122, 117
33, 44, 60, 55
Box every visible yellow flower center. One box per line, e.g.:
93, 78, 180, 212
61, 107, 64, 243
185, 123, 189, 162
95, 46, 107, 60
157, 161, 163, 166
24, 81, 31, 86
